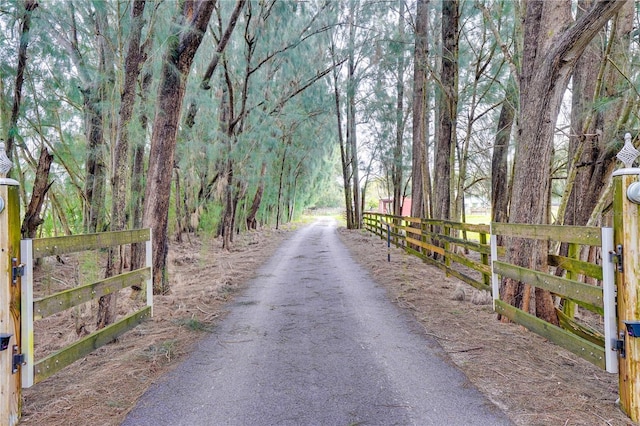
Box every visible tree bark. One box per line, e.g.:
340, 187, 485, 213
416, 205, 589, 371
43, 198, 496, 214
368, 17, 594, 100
20, 147, 53, 239
143, 0, 215, 294
99, 0, 149, 328
392, 0, 406, 217
82, 89, 106, 233
275, 143, 287, 230
246, 162, 267, 230
411, 0, 430, 219
83, 4, 115, 234
491, 86, 515, 226
504, 0, 625, 324
222, 162, 235, 249
433, 0, 458, 222
130, 71, 152, 271
347, 0, 361, 228
331, 41, 354, 229
6, 0, 38, 164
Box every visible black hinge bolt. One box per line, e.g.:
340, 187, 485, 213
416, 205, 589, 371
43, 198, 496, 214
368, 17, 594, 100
11, 258, 24, 285
609, 244, 624, 273
12, 345, 25, 374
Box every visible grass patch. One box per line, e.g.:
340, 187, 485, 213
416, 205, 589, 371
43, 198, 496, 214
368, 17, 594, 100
464, 214, 491, 224
173, 318, 213, 332
143, 339, 179, 362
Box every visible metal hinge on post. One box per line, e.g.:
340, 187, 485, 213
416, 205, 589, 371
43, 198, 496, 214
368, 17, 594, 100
12, 345, 24, 374
11, 258, 24, 285
615, 332, 626, 359
609, 244, 624, 273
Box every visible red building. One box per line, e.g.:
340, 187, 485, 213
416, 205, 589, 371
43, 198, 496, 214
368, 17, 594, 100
378, 197, 412, 216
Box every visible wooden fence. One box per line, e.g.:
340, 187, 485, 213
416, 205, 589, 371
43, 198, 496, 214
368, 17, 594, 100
363, 212, 491, 292
362, 212, 617, 373
490, 223, 617, 373
20, 229, 153, 387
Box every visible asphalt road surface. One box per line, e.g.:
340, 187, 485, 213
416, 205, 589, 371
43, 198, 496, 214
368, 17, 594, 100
123, 218, 513, 426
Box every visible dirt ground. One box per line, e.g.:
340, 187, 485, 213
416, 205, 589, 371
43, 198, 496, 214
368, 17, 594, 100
19, 221, 635, 425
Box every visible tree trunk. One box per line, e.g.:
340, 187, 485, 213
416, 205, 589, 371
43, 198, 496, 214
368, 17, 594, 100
6, 0, 38, 164
82, 91, 106, 233
86, 5, 115, 234
21, 148, 53, 239
246, 162, 267, 230
174, 168, 184, 242
392, 0, 406, 217
183, 0, 246, 132
433, 0, 458, 222
231, 180, 245, 237
331, 41, 354, 228
347, 0, 361, 228
130, 71, 152, 271
99, 0, 148, 328
222, 163, 235, 249
288, 172, 300, 223
142, 1, 215, 294
491, 86, 515, 226
503, 0, 625, 324
411, 0, 430, 220
275, 144, 287, 230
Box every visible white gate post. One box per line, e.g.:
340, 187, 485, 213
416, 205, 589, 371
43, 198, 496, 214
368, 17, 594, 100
490, 224, 499, 309
20, 239, 33, 388
146, 231, 153, 316
601, 227, 617, 374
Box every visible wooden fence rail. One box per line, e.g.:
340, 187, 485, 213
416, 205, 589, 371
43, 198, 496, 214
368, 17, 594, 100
490, 223, 617, 373
363, 212, 491, 292
20, 229, 153, 387
362, 212, 617, 374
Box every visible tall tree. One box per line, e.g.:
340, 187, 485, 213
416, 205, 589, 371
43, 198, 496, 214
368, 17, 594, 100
503, 0, 625, 323
411, 0, 430, 219
84, 3, 113, 233
99, 0, 149, 328
347, 0, 361, 227
331, 39, 355, 228
143, 0, 215, 293
490, 85, 515, 225
433, 0, 459, 222
391, 0, 406, 216
6, 0, 38, 163
479, 0, 519, 227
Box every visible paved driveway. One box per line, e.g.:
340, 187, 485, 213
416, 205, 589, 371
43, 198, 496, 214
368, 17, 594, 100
123, 218, 512, 426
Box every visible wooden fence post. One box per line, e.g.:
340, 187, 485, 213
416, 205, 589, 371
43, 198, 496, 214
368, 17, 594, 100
612, 133, 640, 422
0, 142, 21, 425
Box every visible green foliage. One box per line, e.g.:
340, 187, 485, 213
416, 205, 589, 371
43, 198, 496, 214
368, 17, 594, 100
5, 0, 636, 249
198, 202, 223, 237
